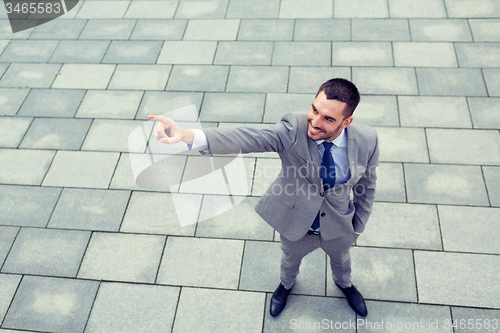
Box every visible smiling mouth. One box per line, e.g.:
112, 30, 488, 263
309, 124, 323, 134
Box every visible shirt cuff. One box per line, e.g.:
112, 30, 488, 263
187, 129, 209, 151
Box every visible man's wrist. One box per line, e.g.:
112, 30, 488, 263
181, 128, 194, 145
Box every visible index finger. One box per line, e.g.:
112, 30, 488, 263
148, 115, 173, 125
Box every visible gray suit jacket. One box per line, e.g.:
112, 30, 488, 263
203, 112, 379, 241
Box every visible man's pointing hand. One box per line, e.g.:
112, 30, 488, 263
148, 115, 194, 145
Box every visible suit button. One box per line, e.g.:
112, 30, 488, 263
320, 213, 325, 217
320, 192, 325, 197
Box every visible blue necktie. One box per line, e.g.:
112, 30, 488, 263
311, 142, 336, 231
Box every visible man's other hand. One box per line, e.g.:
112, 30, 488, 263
148, 115, 194, 145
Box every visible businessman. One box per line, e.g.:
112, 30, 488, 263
149, 78, 379, 317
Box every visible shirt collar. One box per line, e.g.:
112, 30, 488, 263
314, 128, 346, 147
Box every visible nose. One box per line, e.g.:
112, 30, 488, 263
311, 116, 321, 129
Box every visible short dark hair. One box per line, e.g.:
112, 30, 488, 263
316, 78, 360, 118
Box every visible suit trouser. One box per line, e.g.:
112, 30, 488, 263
280, 232, 358, 290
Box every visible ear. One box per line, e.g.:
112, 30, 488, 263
342, 116, 354, 128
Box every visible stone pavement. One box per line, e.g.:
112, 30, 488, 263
1, 0, 500, 332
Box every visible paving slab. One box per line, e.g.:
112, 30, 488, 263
82, 119, 151, 152
404, 163, 489, 205
469, 19, 500, 42
353, 67, 418, 95
2, 228, 90, 277
427, 128, 500, 165
226, 0, 280, 19
0, 116, 32, 148
389, 0, 447, 18
451, 307, 500, 333
76, 0, 130, 19
78, 232, 165, 283
483, 166, 500, 207
50, 40, 109, 63
374, 162, 407, 202
351, 19, 410, 41
183, 19, 240, 40
18, 88, 85, 117
398, 96, 472, 128
102, 41, 162, 64
109, 153, 186, 191
409, 19, 472, 41
136, 91, 203, 120
263, 294, 355, 332
358, 202, 442, 250
416, 68, 487, 96
288, 66, 351, 94
0, 274, 21, 323
445, 0, 500, 18
20, 117, 91, 150
226, 66, 288, 93
334, 0, 388, 18
215, 41, 273, 66
196, 195, 274, 240
48, 188, 130, 232
0, 149, 55, 185
279, 0, 333, 19
0, 63, 61, 88
52, 64, 116, 90
0, 20, 32, 39
2, 275, 99, 333
483, 69, 500, 97
166, 65, 228, 92
42, 150, 119, 188
85, 282, 180, 333
272, 42, 331, 66
76, 90, 143, 119
359, 301, 452, 332
375, 127, 429, 163
173, 287, 265, 333
0, 185, 61, 227
0, 88, 29, 116
237, 19, 293, 41
200, 92, 265, 122
455, 43, 500, 68
78, 19, 136, 40
130, 19, 187, 40
0, 40, 59, 63
124, 1, 178, 19
0, 227, 18, 266
175, 0, 228, 19
264, 93, 315, 123
414, 251, 500, 308
328, 247, 417, 302
109, 64, 171, 90
157, 236, 244, 288
332, 42, 393, 67
394, 42, 457, 67
438, 205, 500, 254
28, 19, 86, 40
178, 155, 255, 195
294, 19, 350, 41
158, 41, 217, 65
353, 95, 399, 127
120, 191, 198, 235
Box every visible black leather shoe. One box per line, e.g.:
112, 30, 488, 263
270, 283, 293, 317
336, 283, 368, 317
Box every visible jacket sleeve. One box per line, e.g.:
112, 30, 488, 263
202, 113, 299, 155
352, 133, 379, 233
